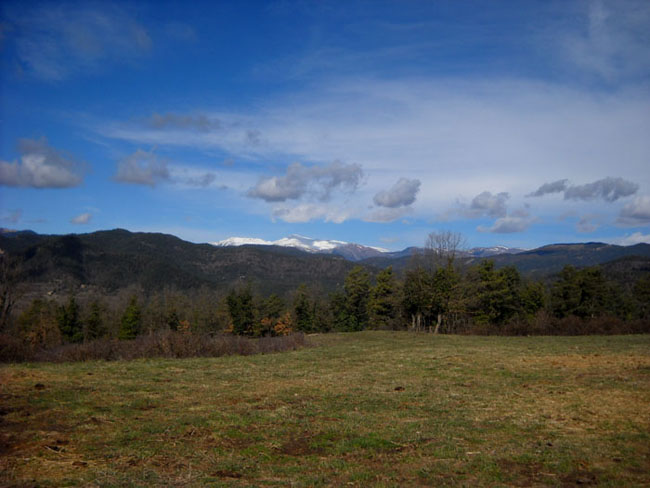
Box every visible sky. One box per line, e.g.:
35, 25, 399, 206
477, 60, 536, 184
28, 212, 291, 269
1, 0, 649, 251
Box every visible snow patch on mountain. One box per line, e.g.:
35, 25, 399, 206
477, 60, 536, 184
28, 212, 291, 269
212, 234, 388, 260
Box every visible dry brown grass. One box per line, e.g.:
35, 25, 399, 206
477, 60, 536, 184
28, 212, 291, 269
1, 332, 649, 486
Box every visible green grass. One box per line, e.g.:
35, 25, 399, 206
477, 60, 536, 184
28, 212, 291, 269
1, 332, 649, 486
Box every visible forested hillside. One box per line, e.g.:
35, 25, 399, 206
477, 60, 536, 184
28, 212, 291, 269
1, 229, 649, 362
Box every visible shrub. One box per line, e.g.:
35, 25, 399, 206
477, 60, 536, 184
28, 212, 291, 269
17, 331, 306, 363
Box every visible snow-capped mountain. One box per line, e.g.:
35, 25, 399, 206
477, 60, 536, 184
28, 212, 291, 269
212, 234, 389, 261
465, 246, 527, 257
213, 235, 525, 262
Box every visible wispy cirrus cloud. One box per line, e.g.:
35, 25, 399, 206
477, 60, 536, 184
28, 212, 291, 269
558, 0, 650, 82
5, 2, 152, 80
0, 137, 84, 188
145, 112, 221, 132
271, 203, 355, 224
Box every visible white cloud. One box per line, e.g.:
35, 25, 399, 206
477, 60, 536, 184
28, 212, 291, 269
99, 77, 650, 231
0, 137, 83, 188
612, 232, 650, 245
248, 161, 363, 202
70, 212, 92, 225
373, 178, 420, 208
466, 191, 509, 219
272, 203, 354, 224
114, 149, 169, 187
617, 195, 650, 226
559, 0, 650, 82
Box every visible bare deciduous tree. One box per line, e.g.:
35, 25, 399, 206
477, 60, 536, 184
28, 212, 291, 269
424, 230, 466, 271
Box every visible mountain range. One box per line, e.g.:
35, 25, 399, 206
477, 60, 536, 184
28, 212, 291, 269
213, 234, 526, 261
1, 229, 649, 301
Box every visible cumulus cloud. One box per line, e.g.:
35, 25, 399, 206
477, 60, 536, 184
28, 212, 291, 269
6, 3, 152, 80
373, 178, 420, 208
617, 196, 650, 226
146, 113, 220, 132
478, 216, 534, 234
70, 212, 92, 225
114, 149, 169, 187
468, 191, 509, 218
248, 161, 363, 202
526, 179, 568, 197
0, 137, 83, 188
564, 177, 638, 202
271, 204, 353, 223
528, 177, 638, 202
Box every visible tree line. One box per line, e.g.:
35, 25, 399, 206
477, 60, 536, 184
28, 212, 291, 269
2, 232, 649, 357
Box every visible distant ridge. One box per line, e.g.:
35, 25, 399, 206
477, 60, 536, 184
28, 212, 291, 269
213, 235, 524, 261
213, 234, 388, 261
1, 229, 648, 299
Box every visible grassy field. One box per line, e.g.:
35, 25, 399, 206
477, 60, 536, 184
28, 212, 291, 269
1, 332, 649, 487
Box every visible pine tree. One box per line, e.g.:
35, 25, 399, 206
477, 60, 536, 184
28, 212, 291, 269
293, 285, 313, 332
85, 300, 106, 340
344, 265, 371, 331
226, 286, 255, 335
119, 296, 142, 340
58, 296, 83, 343
369, 266, 399, 329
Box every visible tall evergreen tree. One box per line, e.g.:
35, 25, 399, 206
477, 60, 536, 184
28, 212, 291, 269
293, 285, 313, 332
57, 296, 83, 343
369, 267, 399, 329
85, 300, 106, 340
119, 296, 142, 340
226, 286, 255, 335
343, 265, 371, 331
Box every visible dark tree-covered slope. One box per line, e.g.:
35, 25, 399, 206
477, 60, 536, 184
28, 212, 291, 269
0, 229, 358, 296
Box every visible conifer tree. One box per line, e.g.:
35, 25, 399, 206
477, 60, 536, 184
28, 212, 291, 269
58, 296, 83, 343
369, 266, 399, 329
343, 265, 371, 331
119, 296, 142, 340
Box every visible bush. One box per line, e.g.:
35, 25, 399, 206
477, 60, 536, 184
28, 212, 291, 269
16, 331, 307, 363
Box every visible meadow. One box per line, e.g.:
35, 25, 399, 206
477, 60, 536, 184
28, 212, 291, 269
1, 332, 649, 487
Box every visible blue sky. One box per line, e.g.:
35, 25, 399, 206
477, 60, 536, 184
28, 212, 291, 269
1, 0, 649, 251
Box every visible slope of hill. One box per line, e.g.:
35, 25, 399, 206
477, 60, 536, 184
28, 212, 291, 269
2, 230, 649, 302
0, 229, 359, 297
487, 242, 650, 277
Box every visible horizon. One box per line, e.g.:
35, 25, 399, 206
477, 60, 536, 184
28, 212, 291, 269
1, 1, 649, 251
3, 225, 649, 253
